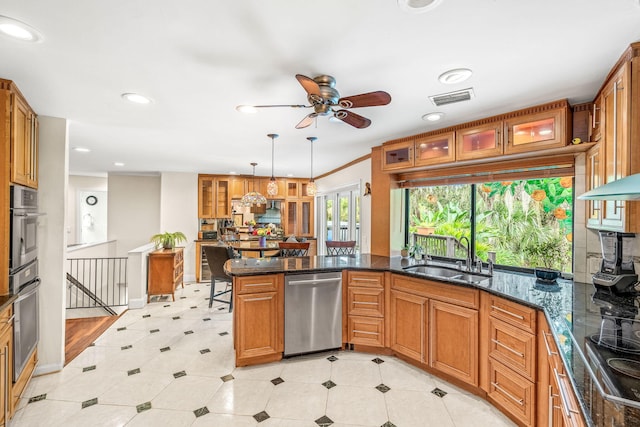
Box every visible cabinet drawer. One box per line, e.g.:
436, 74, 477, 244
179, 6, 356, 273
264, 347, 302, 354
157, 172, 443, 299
488, 295, 536, 334
391, 274, 479, 309
347, 271, 384, 288
348, 287, 384, 317
488, 359, 535, 426
348, 315, 384, 347
235, 274, 280, 294
489, 317, 535, 381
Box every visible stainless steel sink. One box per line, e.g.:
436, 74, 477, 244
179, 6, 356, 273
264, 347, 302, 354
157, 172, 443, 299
403, 264, 491, 284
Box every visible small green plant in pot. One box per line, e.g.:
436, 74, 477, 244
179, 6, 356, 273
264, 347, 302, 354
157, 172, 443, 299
151, 231, 187, 249
400, 245, 410, 258
523, 234, 570, 283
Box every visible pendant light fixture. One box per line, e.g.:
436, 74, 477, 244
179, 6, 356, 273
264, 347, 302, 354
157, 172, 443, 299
306, 136, 317, 196
241, 162, 267, 207
266, 133, 279, 197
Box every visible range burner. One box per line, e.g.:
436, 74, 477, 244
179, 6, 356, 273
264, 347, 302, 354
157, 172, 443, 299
607, 358, 640, 380
591, 334, 640, 355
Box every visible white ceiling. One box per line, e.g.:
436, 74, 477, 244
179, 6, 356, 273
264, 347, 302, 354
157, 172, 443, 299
2, 0, 640, 178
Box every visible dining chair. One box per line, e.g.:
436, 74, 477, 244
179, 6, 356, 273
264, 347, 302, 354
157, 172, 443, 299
325, 240, 356, 255
203, 245, 234, 311
278, 241, 310, 257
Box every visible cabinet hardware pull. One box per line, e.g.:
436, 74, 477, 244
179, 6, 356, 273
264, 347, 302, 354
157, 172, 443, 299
553, 368, 580, 418
244, 296, 272, 302
491, 382, 524, 406
353, 278, 379, 282
491, 305, 524, 320
353, 330, 379, 336
243, 283, 272, 287
542, 331, 558, 357
491, 338, 524, 358
548, 385, 555, 427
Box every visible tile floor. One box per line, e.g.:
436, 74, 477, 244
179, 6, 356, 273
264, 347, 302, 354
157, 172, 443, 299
12, 281, 515, 427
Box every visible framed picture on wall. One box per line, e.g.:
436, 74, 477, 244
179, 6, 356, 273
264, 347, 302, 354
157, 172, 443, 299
233, 213, 243, 226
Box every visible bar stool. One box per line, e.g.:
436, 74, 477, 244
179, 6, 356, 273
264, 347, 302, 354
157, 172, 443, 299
203, 245, 234, 311
278, 242, 310, 257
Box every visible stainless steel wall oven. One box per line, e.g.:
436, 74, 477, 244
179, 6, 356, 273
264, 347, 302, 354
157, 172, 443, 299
10, 184, 39, 273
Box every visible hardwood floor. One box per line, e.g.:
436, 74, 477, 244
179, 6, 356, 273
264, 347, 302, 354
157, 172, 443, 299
65, 315, 121, 365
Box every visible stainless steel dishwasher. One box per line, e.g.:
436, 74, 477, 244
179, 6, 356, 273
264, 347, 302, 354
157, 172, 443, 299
284, 272, 342, 356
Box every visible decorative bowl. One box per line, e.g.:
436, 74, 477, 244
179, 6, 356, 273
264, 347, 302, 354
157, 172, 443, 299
534, 267, 560, 283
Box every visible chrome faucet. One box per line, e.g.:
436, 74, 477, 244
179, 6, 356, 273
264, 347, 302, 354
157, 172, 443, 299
459, 236, 472, 272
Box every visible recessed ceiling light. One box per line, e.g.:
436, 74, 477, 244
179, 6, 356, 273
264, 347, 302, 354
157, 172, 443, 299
397, 0, 443, 13
235, 105, 257, 114
114, 162, 125, 167
0, 16, 43, 42
287, 173, 294, 177
422, 112, 445, 122
73, 147, 91, 153
121, 93, 152, 104
438, 68, 473, 84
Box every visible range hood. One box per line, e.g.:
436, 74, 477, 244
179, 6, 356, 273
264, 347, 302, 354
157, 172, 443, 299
578, 173, 640, 201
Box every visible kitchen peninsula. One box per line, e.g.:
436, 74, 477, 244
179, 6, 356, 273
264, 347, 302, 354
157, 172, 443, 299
225, 254, 638, 427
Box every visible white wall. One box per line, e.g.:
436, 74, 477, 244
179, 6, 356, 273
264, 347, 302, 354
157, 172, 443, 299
107, 174, 161, 257
67, 175, 107, 245
316, 159, 372, 254
36, 116, 68, 375
160, 172, 198, 282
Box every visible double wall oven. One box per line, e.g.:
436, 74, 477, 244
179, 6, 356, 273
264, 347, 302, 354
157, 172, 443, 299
9, 184, 41, 381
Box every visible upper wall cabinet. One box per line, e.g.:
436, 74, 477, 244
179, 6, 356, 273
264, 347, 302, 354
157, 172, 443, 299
456, 121, 503, 161
504, 107, 567, 154
382, 141, 414, 171
585, 43, 639, 233
198, 175, 231, 218
414, 132, 455, 167
2, 80, 38, 189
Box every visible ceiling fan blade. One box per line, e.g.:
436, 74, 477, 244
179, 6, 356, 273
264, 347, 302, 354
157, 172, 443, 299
334, 110, 372, 129
338, 91, 392, 108
295, 113, 317, 129
295, 74, 321, 96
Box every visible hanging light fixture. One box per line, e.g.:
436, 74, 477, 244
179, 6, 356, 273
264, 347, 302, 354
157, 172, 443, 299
306, 137, 317, 196
266, 133, 279, 197
241, 162, 267, 207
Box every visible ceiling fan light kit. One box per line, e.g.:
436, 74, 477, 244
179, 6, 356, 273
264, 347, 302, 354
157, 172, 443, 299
266, 133, 279, 197
237, 74, 391, 129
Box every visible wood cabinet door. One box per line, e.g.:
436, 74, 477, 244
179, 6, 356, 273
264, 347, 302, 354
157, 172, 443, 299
198, 176, 215, 218
504, 107, 567, 154
0, 324, 11, 425
429, 299, 478, 385
601, 64, 629, 231
389, 290, 428, 363
231, 177, 247, 199
585, 144, 602, 229
27, 115, 38, 188
456, 121, 503, 161
414, 132, 455, 166
10, 93, 31, 187
591, 96, 602, 142
236, 291, 281, 361
214, 178, 232, 218
382, 141, 414, 170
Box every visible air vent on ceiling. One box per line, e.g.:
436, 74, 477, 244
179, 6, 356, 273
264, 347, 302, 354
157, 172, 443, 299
429, 88, 475, 106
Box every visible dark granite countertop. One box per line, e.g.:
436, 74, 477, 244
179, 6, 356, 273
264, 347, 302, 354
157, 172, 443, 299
225, 254, 639, 425
0, 294, 17, 313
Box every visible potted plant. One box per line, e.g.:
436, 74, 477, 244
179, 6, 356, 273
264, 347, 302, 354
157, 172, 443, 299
523, 235, 570, 283
400, 245, 410, 258
150, 231, 187, 249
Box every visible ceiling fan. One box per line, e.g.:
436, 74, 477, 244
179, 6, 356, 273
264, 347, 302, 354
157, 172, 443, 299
237, 74, 391, 129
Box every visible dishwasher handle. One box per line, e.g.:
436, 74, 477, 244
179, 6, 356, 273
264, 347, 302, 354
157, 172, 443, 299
287, 277, 341, 286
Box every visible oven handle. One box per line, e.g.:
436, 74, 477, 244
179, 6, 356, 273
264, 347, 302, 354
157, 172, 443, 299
12, 212, 47, 217
15, 278, 41, 303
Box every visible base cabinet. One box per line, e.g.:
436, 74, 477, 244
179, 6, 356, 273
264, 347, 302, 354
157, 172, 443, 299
488, 358, 535, 426
429, 299, 478, 386
346, 271, 385, 348
0, 305, 12, 425
233, 274, 284, 366
389, 289, 427, 363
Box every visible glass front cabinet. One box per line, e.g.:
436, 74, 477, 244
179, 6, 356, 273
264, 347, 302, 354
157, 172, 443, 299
382, 141, 414, 170
456, 122, 503, 161
503, 107, 567, 154
414, 132, 455, 167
